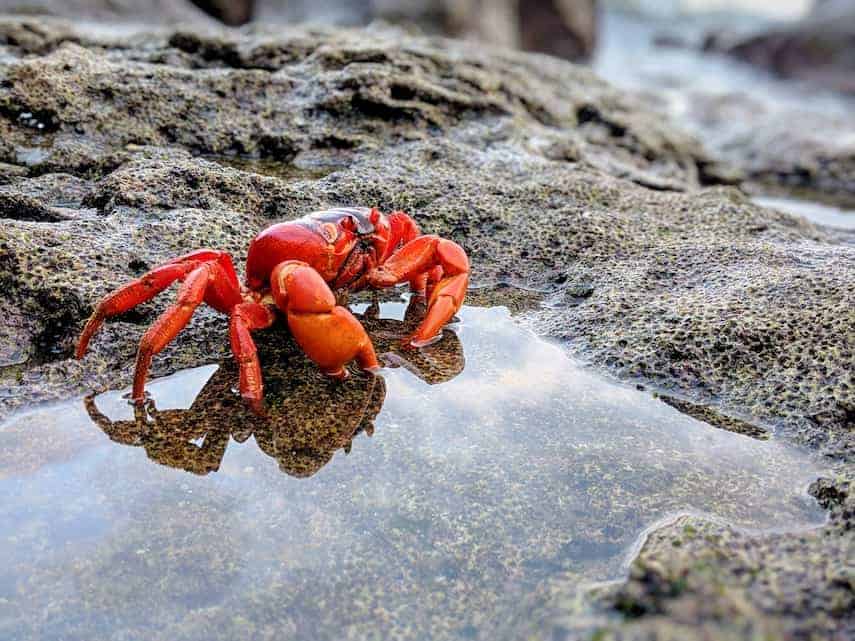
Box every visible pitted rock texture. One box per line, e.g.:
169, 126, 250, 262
0, 18, 853, 641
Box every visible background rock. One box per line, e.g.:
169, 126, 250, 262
189, 0, 254, 26
0, 0, 214, 24
594, 8, 855, 210
714, 0, 855, 94
220, 0, 600, 61
682, 90, 855, 206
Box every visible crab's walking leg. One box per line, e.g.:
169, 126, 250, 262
271, 261, 379, 379
75, 251, 240, 358
367, 235, 469, 346
132, 264, 213, 401
229, 302, 275, 407
75, 251, 243, 403
76, 262, 196, 358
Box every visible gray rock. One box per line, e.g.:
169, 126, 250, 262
0, 18, 852, 641
254, 0, 599, 61
716, 0, 855, 95
595, 9, 855, 210
711, 0, 855, 203
682, 90, 855, 207
0, 0, 214, 24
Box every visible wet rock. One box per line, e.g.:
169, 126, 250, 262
594, 514, 855, 641
656, 394, 770, 440
0, 17, 852, 641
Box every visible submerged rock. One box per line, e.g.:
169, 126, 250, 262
0, 17, 852, 641
599, 509, 854, 641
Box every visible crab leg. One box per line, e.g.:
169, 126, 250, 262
229, 302, 275, 407
75, 251, 245, 403
131, 263, 213, 401
75, 251, 241, 358
367, 235, 469, 346
76, 262, 196, 359
271, 261, 379, 379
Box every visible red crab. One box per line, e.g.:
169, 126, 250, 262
75, 207, 469, 408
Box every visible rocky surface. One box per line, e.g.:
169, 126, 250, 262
509, 475, 853, 641
0, 0, 213, 24
0, 0, 599, 61
0, 16, 852, 641
597, 476, 854, 641
254, 0, 599, 61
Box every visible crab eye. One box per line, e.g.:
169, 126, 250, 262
320, 222, 338, 243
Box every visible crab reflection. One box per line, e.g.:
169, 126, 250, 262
84, 298, 464, 478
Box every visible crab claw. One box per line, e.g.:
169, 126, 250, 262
367, 235, 469, 347
271, 261, 381, 378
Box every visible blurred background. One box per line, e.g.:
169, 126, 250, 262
0, 1, 848, 77
1, 1, 850, 97
2, 0, 851, 209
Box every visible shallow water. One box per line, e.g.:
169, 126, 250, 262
753, 195, 855, 230
0, 302, 826, 641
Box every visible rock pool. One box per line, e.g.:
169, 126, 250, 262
0, 302, 827, 641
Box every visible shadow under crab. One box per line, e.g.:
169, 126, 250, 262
84, 297, 465, 478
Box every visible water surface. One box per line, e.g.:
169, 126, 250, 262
753, 195, 855, 230
0, 303, 826, 641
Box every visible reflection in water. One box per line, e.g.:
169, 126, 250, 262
85, 298, 464, 478
0, 302, 828, 641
